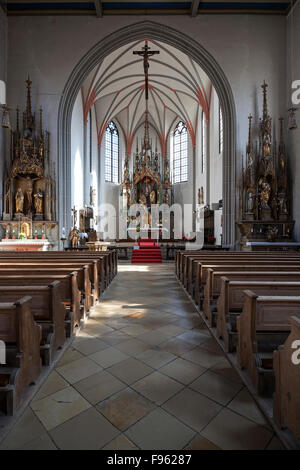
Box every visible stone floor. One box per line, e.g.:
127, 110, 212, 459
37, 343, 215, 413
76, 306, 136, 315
0, 263, 284, 450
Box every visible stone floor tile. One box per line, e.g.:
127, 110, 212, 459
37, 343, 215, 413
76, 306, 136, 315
159, 358, 206, 385
97, 388, 156, 430
162, 388, 222, 432
50, 408, 119, 450
190, 370, 242, 406
73, 370, 127, 405
31, 387, 91, 431
201, 408, 273, 450
32, 371, 69, 402
132, 371, 184, 405
106, 357, 154, 384
56, 356, 102, 384
125, 408, 196, 450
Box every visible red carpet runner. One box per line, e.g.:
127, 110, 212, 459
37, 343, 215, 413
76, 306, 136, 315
131, 239, 162, 264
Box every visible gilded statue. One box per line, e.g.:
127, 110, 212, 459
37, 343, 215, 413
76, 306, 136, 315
260, 179, 271, 209
164, 191, 170, 205
68, 227, 80, 249
15, 187, 24, 213
34, 188, 43, 213
150, 190, 156, 204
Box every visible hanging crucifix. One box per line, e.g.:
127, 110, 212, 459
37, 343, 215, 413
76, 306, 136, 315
133, 41, 160, 101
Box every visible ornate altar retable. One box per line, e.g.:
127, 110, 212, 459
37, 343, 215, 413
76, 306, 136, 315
0, 78, 58, 245
121, 112, 173, 238
237, 82, 294, 250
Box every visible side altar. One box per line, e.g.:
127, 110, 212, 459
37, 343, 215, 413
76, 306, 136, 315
0, 78, 58, 246
237, 82, 294, 249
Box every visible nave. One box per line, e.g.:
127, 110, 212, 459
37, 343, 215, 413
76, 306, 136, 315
0, 264, 282, 450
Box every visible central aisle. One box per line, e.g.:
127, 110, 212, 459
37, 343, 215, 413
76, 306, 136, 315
0, 264, 282, 450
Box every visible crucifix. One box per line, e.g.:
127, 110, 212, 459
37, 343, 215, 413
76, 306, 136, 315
71, 205, 77, 228
133, 41, 160, 100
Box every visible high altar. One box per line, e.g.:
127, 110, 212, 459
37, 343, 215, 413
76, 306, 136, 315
0, 78, 58, 248
121, 111, 173, 236
237, 82, 294, 249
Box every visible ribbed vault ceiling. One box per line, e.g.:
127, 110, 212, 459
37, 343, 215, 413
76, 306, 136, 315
81, 38, 213, 154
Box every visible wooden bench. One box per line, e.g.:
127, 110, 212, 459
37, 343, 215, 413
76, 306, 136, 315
273, 315, 300, 442
237, 291, 300, 396
0, 262, 92, 315
0, 296, 42, 415
216, 277, 300, 352
203, 266, 300, 324
198, 263, 300, 307
188, 254, 300, 296
0, 250, 118, 289
0, 282, 67, 366
0, 274, 81, 336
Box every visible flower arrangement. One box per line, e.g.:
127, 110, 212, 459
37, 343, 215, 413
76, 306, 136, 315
18, 232, 27, 240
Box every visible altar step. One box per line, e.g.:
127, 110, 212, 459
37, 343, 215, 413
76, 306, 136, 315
131, 240, 162, 264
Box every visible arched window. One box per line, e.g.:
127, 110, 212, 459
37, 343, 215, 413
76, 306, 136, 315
105, 121, 119, 183
173, 121, 188, 183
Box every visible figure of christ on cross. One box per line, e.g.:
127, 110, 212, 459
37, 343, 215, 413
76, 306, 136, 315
133, 41, 160, 101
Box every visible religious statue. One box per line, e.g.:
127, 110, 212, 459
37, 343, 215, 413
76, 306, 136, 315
34, 188, 43, 213
90, 186, 96, 207
150, 190, 156, 204
164, 191, 170, 205
68, 226, 80, 249
260, 179, 271, 209
246, 191, 254, 213
139, 193, 147, 206
278, 190, 288, 215
15, 187, 24, 213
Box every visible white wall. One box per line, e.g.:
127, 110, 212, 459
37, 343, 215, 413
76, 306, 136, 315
71, 92, 84, 211
287, 3, 300, 241
0, 9, 7, 215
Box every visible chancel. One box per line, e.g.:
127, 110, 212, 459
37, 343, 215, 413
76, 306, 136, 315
0, 0, 300, 453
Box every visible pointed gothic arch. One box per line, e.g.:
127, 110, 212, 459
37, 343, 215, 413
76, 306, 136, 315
58, 20, 236, 247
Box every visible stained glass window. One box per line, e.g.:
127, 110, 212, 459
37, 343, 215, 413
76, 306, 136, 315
173, 121, 188, 183
105, 121, 119, 183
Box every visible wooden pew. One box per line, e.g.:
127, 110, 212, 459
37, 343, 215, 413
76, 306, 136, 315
0, 282, 67, 366
0, 296, 42, 415
273, 315, 300, 443
237, 291, 300, 396
203, 267, 300, 324
0, 250, 117, 291
216, 277, 300, 352
0, 274, 81, 336
0, 263, 92, 315
188, 253, 300, 296
197, 262, 300, 306
177, 251, 300, 295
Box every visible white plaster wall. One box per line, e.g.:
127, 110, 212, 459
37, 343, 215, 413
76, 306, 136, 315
0, 9, 7, 215
5, 14, 288, 235
287, 3, 300, 241
71, 92, 84, 211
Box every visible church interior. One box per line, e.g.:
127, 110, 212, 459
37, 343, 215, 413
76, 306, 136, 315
0, 0, 300, 452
